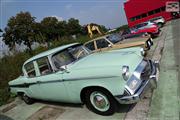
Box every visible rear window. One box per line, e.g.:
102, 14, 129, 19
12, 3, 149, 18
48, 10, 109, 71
24, 62, 36, 77
37, 57, 53, 75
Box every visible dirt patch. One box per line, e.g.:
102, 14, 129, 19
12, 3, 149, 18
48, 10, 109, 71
1, 103, 17, 113
27, 106, 65, 120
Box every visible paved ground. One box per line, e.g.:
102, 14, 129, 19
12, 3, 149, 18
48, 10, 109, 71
148, 19, 180, 120
0, 19, 179, 120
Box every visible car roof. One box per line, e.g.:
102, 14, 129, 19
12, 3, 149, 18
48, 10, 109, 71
24, 43, 80, 65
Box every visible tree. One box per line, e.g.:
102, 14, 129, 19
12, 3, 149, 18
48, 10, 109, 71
2, 11, 36, 51
56, 20, 68, 37
67, 18, 82, 35
40, 17, 59, 46
99, 25, 108, 33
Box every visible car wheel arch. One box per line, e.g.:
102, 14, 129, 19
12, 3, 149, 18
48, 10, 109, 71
17, 90, 29, 97
80, 86, 114, 104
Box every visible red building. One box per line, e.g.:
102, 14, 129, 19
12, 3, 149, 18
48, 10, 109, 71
124, 0, 179, 27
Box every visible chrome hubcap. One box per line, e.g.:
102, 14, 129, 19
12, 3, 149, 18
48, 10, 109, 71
90, 91, 110, 112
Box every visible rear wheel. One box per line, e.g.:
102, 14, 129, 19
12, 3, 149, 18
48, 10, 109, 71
85, 88, 117, 115
22, 93, 34, 105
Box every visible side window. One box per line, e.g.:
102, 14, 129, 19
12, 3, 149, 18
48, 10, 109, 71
85, 41, 95, 51
96, 39, 110, 49
37, 57, 53, 75
24, 62, 36, 77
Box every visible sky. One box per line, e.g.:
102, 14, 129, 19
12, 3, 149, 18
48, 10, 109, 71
0, 0, 128, 55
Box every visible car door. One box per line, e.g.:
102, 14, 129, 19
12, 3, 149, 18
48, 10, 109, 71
25, 57, 68, 102
95, 38, 112, 52
23, 61, 41, 98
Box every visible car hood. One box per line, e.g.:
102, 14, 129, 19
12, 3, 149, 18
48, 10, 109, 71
68, 47, 143, 73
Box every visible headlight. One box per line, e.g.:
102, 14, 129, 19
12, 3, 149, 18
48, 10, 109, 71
140, 48, 145, 56
122, 65, 130, 81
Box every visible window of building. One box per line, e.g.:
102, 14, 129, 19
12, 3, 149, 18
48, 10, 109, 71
148, 10, 155, 16
160, 6, 165, 12
96, 39, 110, 49
37, 57, 53, 75
136, 15, 141, 20
130, 17, 136, 22
155, 8, 161, 13
24, 61, 36, 77
141, 13, 147, 18
84, 41, 95, 51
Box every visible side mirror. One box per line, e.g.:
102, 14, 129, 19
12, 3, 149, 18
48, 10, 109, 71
60, 65, 70, 73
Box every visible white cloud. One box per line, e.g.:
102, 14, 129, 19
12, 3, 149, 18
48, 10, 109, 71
51, 15, 63, 21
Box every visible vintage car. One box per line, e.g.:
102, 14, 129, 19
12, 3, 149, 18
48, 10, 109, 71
84, 34, 153, 54
9, 43, 158, 115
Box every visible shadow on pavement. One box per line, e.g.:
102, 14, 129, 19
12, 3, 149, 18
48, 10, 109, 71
36, 99, 83, 108
36, 99, 135, 114
116, 103, 136, 113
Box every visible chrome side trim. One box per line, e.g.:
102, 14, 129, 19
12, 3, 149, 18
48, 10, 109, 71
9, 75, 119, 88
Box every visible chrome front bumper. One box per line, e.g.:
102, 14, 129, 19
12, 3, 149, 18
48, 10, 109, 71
115, 60, 159, 104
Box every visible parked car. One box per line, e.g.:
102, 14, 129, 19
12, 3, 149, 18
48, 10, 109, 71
148, 16, 165, 27
84, 34, 153, 53
120, 28, 150, 39
9, 43, 158, 115
131, 21, 160, 37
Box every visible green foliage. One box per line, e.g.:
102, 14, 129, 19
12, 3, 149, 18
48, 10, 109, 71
2, 11, 109, 52
99, 25, 108, 33
40, 17, 59, 44
0, 51, 31, 105
2, 11, 36, 51
67, 18, 82, 35
116, 25, 129, 32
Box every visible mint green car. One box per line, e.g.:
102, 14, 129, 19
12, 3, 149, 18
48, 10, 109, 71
9, 43, 158, 115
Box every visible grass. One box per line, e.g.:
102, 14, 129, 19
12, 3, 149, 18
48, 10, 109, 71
0, 35, 93, 106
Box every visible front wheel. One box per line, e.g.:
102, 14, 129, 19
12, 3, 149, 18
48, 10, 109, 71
85, 88, 117, 116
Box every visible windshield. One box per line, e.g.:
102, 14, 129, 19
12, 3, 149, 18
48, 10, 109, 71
106, 34, 123, 44
52, 45, 90, 69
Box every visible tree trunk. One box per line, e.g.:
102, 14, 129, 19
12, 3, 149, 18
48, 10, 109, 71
26, 41, 32, 54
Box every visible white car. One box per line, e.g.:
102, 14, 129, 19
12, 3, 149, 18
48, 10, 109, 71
149, 16, 165, 27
